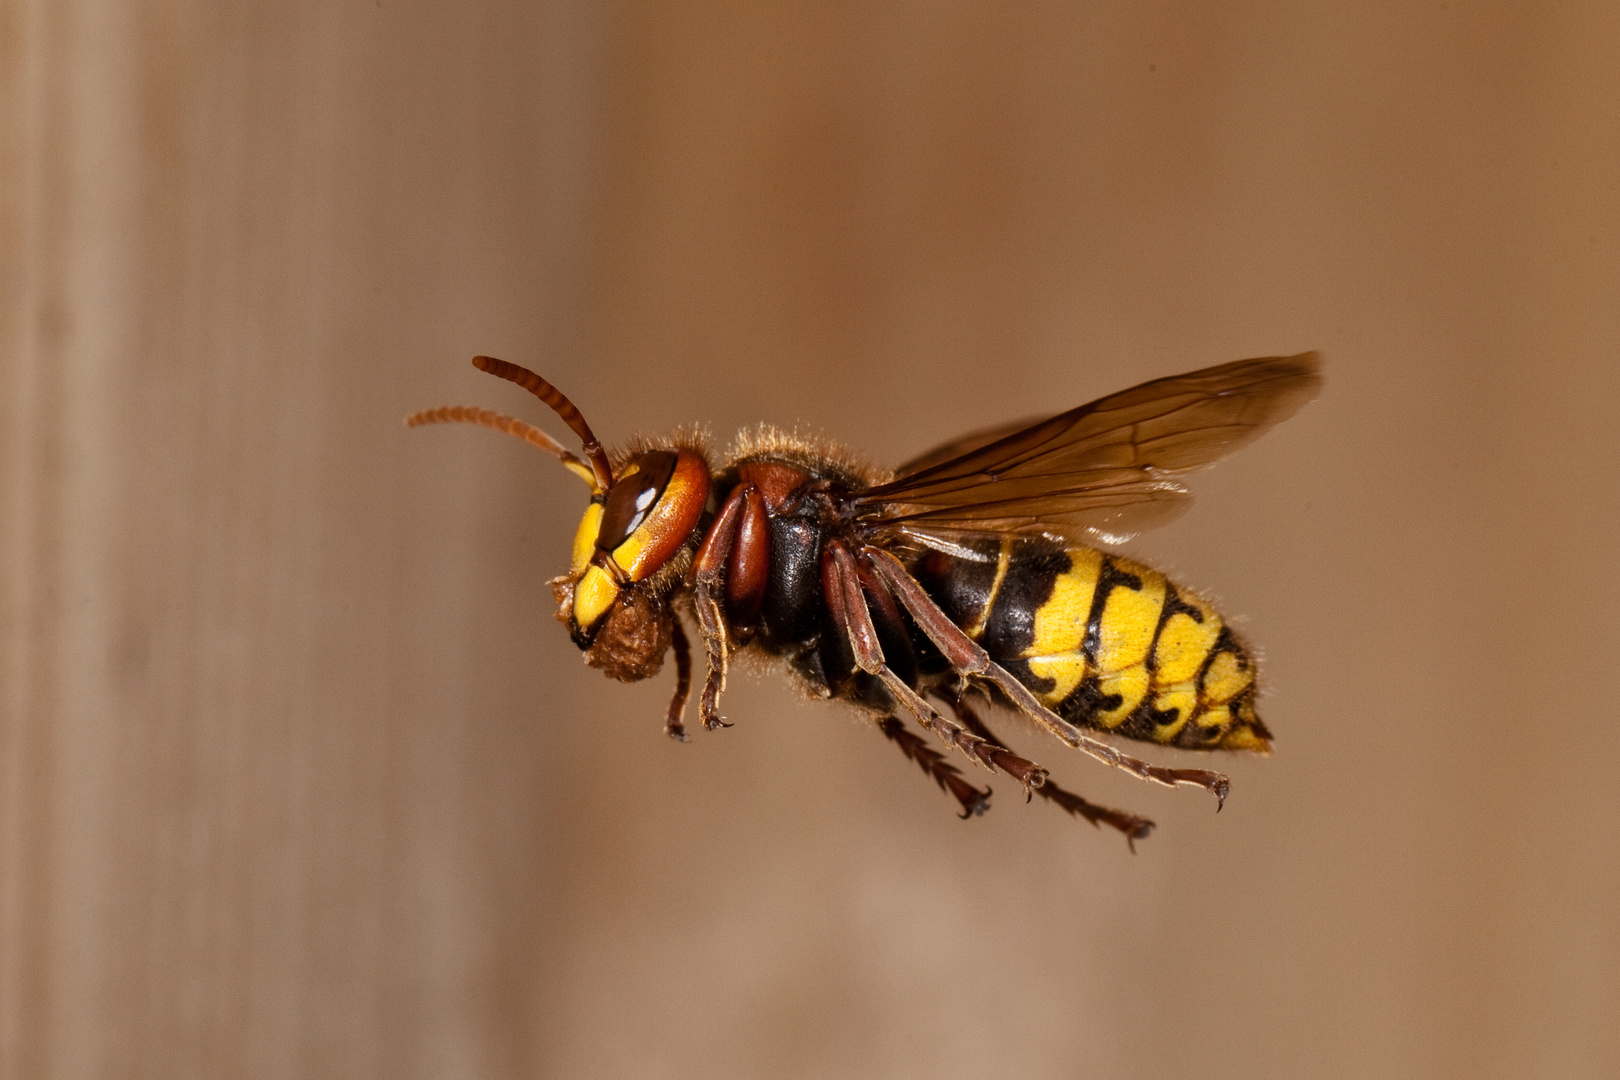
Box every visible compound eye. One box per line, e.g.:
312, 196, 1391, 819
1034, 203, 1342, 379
596, 450, 679, 552
569, 447, 710, 635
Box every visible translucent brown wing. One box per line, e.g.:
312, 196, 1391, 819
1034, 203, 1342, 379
857, 352, 1322, 544
894, 416, 1043, 478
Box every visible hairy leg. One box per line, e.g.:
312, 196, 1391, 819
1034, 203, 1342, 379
685, 486, 750, 730
876, 715, 991, 818
862, 546, 1229, 809
664, 617, 693, 741
947, 694, 1156, 851
822, 540, 1047, 793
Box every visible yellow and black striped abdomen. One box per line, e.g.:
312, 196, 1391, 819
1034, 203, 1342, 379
919, 537, 1272, 752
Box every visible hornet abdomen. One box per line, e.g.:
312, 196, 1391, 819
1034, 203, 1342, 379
917, 536, 1272, 752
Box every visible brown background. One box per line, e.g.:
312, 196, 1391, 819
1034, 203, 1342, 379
3, 2, 1617, 1078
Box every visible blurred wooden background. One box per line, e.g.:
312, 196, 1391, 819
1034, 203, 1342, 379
3, 2, 1617, 1077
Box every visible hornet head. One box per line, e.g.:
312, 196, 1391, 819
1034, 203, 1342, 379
407, 356, 711, 681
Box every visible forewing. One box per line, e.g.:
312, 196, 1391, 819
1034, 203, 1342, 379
858, 352, 1321, 542
895, 416, 1043, 478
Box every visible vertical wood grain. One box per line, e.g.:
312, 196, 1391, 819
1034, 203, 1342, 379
3, 2, 1618, 1079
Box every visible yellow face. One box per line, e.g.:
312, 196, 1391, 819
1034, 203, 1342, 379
564, 448, 711, 643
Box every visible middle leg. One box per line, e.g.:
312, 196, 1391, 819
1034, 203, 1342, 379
862, 546, 1230, 808
822, 540, 1048, 793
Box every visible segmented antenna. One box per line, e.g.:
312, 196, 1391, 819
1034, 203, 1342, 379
471, 356, 614, 491
403, 405, 599, 489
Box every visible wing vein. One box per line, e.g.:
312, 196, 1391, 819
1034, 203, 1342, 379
857, 353, 1320, 544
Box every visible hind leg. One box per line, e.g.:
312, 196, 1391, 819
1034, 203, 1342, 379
822, 540, 1047, 793
946, 693, 1157, 851
876, 716, 991, 818
861, 547, 1229, 808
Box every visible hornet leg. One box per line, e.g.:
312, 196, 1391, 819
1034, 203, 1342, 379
664, 618, 693, 741
686, 486, 751, 730
822, 540, 1047, 794
877, 716, 991, 818
861, 546, 1229, 809
947, 693, 1155, 851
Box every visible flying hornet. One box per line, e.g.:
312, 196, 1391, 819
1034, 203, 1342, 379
409, 352, 1321, 848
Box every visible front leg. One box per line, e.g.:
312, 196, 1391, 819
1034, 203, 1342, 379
686, 485, 750, 730
664, 618, 693, 741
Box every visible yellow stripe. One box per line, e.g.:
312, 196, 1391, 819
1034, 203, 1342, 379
1220, 724, 1270, 752
1095, 557, 1166, 673
1201, 651, 1254, 705
963, 537, 1013, 641
1153, 594, 1222, 685
1026, 653, 1087, 706
1026, 546, 1102, 656
1150, 686, 1198, 743
1095, 665, 1150, 727
569, 503, 604, 574
572, 564, 618, 630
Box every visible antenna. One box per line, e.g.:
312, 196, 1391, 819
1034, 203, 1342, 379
470, 356, 614, 492
403, 405, 599, 489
